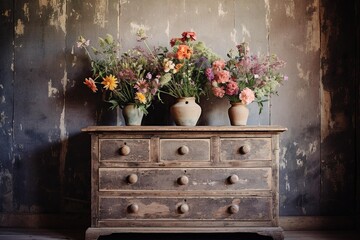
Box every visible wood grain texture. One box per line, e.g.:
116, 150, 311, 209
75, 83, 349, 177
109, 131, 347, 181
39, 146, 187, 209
98, 196, 272, 221
98, 168, 272, 191
86, 126, 285, 239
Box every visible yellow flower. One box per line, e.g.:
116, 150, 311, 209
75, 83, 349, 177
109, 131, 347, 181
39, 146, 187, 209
135, 92, 147, 104
101, 74, 118, 90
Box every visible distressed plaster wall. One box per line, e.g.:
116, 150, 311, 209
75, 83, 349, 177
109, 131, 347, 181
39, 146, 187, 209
0, 0, 358, 228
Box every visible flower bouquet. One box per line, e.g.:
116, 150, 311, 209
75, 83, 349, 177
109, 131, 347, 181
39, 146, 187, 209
155, 31, 220, 125
207, 42, 287, 125
77, 34, 163, 125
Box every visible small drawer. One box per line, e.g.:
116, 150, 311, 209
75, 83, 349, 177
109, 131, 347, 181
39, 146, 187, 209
99, 139, 150, 162
160, 139, 210, 161
98, 168, 271, 191
220, 138, 271, 161
99, 196, 271, 221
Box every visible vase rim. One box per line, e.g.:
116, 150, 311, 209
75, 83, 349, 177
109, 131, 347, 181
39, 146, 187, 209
177, 97, 196, 101
230, 101, 246, 105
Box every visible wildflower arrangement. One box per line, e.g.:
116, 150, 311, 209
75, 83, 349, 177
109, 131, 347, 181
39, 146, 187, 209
207, 42, 287, 113
77, 34, 162, 114
156, 31, 220, 100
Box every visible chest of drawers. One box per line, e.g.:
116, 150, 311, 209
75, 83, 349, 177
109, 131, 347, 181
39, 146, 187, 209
82, 126, 286, 240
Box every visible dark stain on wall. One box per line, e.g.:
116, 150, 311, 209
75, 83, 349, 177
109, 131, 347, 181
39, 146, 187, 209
320, 0, 357, 215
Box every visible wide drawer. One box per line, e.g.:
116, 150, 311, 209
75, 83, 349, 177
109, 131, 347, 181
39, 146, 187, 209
99, 139, 150, 162
160, 139, 210, 161
99, 196, 271, 220
99, 168, 271, 191
220, 138, 271, 161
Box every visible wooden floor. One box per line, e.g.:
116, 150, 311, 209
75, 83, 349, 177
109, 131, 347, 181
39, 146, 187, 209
0, 229, 359, 240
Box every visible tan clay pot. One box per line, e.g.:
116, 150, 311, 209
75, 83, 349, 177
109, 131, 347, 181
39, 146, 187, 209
228, 102, 249, 126
170, 97, 201, 126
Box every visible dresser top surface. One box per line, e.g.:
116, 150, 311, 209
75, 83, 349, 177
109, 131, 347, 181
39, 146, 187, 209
82, 125, 287, 133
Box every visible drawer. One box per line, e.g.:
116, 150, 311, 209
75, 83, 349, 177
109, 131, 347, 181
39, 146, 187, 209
99, 196, 271, 220
99, 139, 150, 162
160, 139, 210, 161
99, 168, 271, 191
220, 138, 271, 161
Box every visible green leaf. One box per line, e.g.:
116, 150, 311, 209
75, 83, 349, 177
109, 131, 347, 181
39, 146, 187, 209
159, 73, 172, 85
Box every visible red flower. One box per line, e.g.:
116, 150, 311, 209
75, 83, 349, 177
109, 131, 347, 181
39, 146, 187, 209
170, 38, 183, 47
181, 31, 196, 41
84, 78, 98, 92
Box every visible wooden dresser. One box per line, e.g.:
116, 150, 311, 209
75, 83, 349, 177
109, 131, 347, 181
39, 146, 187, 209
82, 126, 286, 240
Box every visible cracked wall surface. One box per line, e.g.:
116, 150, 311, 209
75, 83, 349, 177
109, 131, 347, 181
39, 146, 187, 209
0, 0, 358, 227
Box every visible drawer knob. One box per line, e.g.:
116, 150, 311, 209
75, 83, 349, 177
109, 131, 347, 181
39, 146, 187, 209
239, 144, 251, 154
178, 145, 189, 155
120, 145, 131, 156
228, 174, 239, 184
128, 203, 139, 213
178, 203, 189, 214
127, 174, 138, 184
177, 176, 189, 185
228, 204, 239, 214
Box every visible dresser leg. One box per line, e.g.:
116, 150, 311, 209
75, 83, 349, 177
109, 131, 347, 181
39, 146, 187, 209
256, 228, 284, 240
85, 228, 104, 240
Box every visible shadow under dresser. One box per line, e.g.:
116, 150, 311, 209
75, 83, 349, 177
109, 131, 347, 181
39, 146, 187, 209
82, 126, 287, 240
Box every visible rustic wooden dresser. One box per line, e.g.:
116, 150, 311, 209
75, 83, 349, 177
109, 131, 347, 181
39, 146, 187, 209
82, 126, 286, 240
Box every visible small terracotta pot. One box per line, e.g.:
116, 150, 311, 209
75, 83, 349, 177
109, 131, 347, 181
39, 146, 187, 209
228, 102, 249, 126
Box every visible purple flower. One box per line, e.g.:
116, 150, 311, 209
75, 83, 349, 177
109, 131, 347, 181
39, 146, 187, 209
195, 56, 210, 69
205, 68, 214, 81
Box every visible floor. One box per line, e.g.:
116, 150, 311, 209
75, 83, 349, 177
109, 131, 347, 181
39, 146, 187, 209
0, 229, 359, 240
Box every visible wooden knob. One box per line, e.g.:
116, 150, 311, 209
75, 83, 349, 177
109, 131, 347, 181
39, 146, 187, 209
177, 176, 189, 185
178, 145, 189, 155
128, 204, 139, 213
239, 144, 251, 154
127, 174, 138, 184
228, 204, 239, 214
179, 203, 189, 214
120, 145, 131, 156
228, 174, 239, 184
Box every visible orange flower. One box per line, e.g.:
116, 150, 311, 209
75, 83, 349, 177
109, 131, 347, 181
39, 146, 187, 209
173, 63, 183, 73
176, 45, 192, 60
101, 74, 118, 90
84, 78, 98, 92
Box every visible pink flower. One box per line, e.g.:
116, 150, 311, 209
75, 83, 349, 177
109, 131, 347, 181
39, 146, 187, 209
212, 60, 225, 73
225, 81, 239, 96
134, 79, 149, 93
239, 87, 255, 105
215, 70, 230, 84
212, 87, 225, 98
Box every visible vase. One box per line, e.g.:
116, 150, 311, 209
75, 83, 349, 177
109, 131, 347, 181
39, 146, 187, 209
228, 102, 249, 126
122, 103, 144, 126
170, 97, 201, 126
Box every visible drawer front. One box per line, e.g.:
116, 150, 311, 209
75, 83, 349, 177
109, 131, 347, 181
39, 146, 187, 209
220, 138, 271, 161
99, 168, 271, 191
99, 139, 150, 162
99, 196, 271, 220
160, 139, 210, 161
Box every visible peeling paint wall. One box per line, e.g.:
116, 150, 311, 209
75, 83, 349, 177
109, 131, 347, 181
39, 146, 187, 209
0, 0, 358, 227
